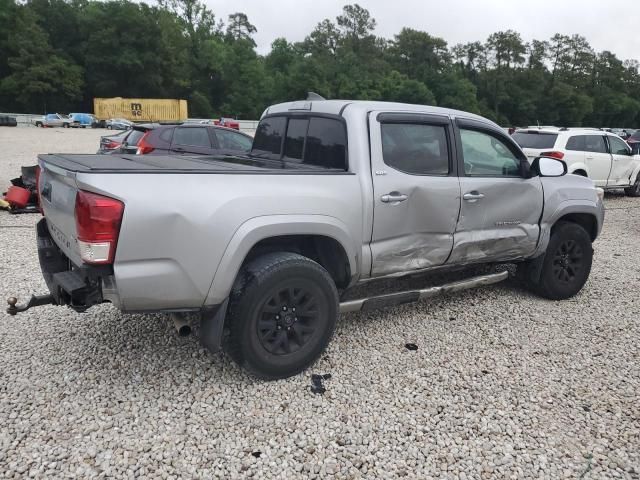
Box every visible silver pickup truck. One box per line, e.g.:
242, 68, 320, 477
9, 100, 605, 379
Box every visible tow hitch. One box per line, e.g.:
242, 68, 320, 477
6, 294, 56, 315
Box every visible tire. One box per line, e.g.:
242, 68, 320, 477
35, 122, 42, 128
624, 174, 640, 197
527, 221, 593, 300
63, 123, 69, 128
107, 125, 112, 130
224, 252, 339, 380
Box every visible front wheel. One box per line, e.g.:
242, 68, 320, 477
224, 252, 339, 380
624, 174, 640, 197
523, 221, 593, 300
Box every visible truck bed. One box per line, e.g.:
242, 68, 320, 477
39, 153, 344, 174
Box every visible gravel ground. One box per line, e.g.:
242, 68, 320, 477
0, 127, 639, 479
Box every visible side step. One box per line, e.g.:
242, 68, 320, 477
339, 270, 509, 313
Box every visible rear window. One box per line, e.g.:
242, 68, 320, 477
252, 117, 286, 156
512, 132, 558, 149
252, 116, 348, 170
126, 130, 146, 146
283, 118, 308, 160
304, 117, 347, 170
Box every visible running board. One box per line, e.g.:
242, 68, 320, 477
339, 270, 509, 313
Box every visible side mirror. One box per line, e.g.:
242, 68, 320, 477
531, 156, 567, 177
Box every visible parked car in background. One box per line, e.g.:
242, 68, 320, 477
626, 130, 640, 153
132, 123, 253, 155
25, 99, 605, 379
106, 118, 132, 130
68, 113, 96, 128
513, 128, 640, 195
97, 130, 130, 154
33, 114, 72, 128
0, 115, 17, 127
199, 118, 241, 131
103, 124, 156, 154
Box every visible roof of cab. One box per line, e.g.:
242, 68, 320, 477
263, 99, 497, 128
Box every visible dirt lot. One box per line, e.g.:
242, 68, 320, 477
0, 127, 638, 479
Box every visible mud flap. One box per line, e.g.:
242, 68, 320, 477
199, 299, 229, 353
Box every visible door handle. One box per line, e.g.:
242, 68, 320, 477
463, 191, 485, 201
381, 192, 408, 203
586, 156, 594, 160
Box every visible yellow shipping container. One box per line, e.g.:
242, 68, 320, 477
93, 97, 188, 123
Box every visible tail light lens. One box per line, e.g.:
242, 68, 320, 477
104, 140, 120, 150
541, 151, 565, 160
136, 131, 154, 154
75, 190, 124, 264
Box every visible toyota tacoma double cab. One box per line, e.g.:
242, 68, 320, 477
9, 99, 605, 379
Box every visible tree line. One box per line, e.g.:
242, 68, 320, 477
1, 0, 639, 126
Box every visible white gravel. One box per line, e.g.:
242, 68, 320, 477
0, 127, 639, 479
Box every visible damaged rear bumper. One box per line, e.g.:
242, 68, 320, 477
35, 218, 110, 312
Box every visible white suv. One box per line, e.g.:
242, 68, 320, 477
512, 128, 640, 196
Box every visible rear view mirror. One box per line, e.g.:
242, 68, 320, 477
532, 156, 567, 177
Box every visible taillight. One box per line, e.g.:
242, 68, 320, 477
541, 151, 565, 160
104, 140, 120, 150
136, 131, 154, 154
75, 190, 124, 264
35, 166, 43, 215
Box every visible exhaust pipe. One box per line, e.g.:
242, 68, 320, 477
171, 314, 192, 337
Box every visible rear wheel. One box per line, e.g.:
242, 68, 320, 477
624, 174, 640, 197
224, 252, 338, 379
523, 221, 593, 300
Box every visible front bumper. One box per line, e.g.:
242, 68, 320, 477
36, 218, 110, 312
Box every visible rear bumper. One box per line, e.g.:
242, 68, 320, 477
37, 218, 112, 312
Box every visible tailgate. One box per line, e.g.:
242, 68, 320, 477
38, 158, 83, 266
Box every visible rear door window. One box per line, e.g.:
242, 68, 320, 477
252, 116, 287, 157
381, 123, 449, 175
584, 135, 607, 153
173, 127, 211, 147
304, 117, 347, 170
511, 132, 558, 149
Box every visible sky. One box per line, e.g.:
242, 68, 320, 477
205, 0, 640, 60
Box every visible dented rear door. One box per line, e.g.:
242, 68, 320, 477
368, 112, 461, 277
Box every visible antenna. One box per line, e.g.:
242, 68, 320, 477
306, 92, 326, 101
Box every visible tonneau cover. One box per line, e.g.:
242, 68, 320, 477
38, 153, 341, 174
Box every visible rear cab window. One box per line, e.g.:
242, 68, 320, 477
251, 115, 348, 170
511, 131, 558, 149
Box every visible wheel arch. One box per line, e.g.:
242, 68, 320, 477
205, 215, 359, 305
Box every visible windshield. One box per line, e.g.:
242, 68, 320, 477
511, 132, 558, 149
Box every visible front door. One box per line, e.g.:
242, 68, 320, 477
448, 120, 543, 264
170, 127, 216, 155
369, 112, 461, 277
606, 135, 635, 186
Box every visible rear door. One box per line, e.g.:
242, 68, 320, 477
449, 119, 543, 264
606, 135, 635, 186
583, 134, 611, 186
369, 112, 461, 277
170, 126, 216, 155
